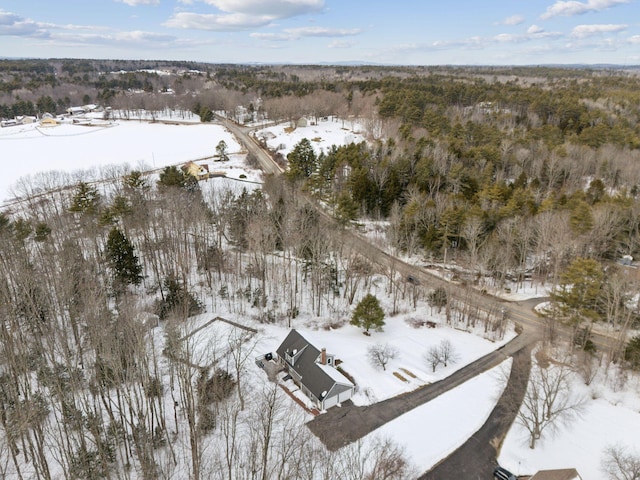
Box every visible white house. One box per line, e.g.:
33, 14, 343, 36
276, 329, 355, 411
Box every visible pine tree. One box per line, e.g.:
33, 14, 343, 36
551, 257, 604, 321
69, 182, 101, 215
350, 293, 385, 333
158, 165, 187, 189
286, 138, 317, 181
105, 227, 143, 287
216, 140, 229, 161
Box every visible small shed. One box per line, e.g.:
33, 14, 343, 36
296, 116, 308, 128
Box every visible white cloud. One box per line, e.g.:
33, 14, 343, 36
328, 39, 354, 49
191, 0, 323, 18
0, 10, 47, 37
250, 32, 291, 41
498, 14, 525, 26
165, 0, 325, 31
494, 33, 526, 43
527, 24, 544, 34
115, 0, 160, 5
628, 35, 640, 43
164, 12, 273, 30
571, 23, 627, 37
45, 29, 189, 50
250, 26, 361, 42
283, 26, 361, 37
541, 0, 629, 19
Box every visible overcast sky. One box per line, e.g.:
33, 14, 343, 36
1, 0, 639, 65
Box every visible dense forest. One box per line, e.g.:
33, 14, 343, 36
2, 59, 640, 478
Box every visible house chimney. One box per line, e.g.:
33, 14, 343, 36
321, 348, 327, 365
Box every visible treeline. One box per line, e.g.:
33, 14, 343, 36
0, 161, 439, 478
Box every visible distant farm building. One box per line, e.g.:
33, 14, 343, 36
182, 161, 210, 180
39, 113, 58, 127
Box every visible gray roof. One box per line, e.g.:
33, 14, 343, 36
276, 329, 353, 401
530, 469, 581, 480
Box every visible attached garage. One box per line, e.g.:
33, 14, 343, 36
276, 329, 355, 412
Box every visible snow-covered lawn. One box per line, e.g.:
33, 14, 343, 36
254, 116, 366, 157
254, 313, 515, 406
175, 307, 516, 474
375, 358, 512, 473
500, 361, 640, 480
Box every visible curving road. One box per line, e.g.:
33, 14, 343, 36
223, 118, 622, 477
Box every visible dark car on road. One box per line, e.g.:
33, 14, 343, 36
494, 466, 516, 480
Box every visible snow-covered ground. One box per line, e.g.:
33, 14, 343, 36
0, 119, 248, 203
255, 316, 514, 406
499, 360, 640, 480
376, 358, 511, 473
5, 108, 640, 478
0, 114, 367, 206
178, 306, 516, 475
253, 116, 366, 158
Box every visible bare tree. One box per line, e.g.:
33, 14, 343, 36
367, 343, 399, 371
423, 346, 442, 373
439, 339, 459, 367
602, 444, 640, 480
518, 358, 585, 449
335, 435, 416, 480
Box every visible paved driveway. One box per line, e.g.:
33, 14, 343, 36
307, 332, 537, 451
419, 343, 533, 479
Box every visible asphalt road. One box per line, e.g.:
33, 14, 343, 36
215, 116, 283, 175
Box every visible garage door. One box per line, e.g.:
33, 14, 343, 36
337, 389, 352, 403
323, 394, 338, 410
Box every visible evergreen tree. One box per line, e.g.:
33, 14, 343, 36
199, 106, 213, 123
123, 170, 149, 192
158, 165, 187, 189
69, 182, 101, 215
216, 140, 229, 161
157, 275, 203, 320
286, 138, 317, 181
105, 227, 143, 287
350, 293, 385, 333
158, 165, 200, 193
551, 257, 604, 332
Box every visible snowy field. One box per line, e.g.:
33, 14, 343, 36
0, 114, 367, 205
0, 119, 247, 203
253, 116, 366, 158
500, 362, 640, 480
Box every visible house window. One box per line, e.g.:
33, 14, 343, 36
327, 358, 332, 365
